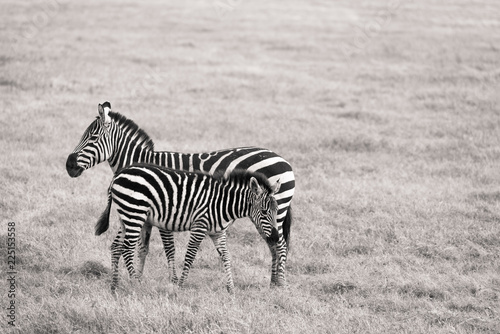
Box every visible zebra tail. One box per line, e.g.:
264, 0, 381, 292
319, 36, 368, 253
282, 205, 292, 251
95, 184, 113, 236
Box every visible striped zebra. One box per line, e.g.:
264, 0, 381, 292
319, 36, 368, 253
95, 164, 280, 293
66, 102, 295, 286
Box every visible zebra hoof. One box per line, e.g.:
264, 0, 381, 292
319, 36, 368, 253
270, 279, 287, 288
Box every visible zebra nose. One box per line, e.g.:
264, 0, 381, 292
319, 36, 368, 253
66, 153, 77, 168
267, 227, 279, 244
66, 153, 84, 178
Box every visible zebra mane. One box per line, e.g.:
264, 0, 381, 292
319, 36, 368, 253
108, 111, 155, 151
218, 169, 273, 193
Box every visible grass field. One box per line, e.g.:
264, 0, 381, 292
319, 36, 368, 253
2, 0, 500, 333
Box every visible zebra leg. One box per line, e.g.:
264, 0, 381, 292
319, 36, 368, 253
121, 226, 142, 281
110, 227, 125, 292
178, 226, 207, 288
159, 229, 178, 283
136, 222, 152, 277
253, 228, 280, 286
209, 231, 235, 294
264, 234, 287, 287
273, 235, 288, 287
266, 241, 279, 285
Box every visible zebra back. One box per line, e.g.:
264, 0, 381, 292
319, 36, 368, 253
96, 164, 279, 237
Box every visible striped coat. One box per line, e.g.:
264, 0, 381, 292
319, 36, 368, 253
66, 102, 294, 285
96, 164, 280, 293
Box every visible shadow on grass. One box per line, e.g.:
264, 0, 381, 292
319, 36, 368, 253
320, 281, 357, 295
235, 281, 269, 291
60, 260, 110, 279
287, 260, 332, 275
413, 245, 457, 261
468, 191, 500, 204
397, 283, 446, 301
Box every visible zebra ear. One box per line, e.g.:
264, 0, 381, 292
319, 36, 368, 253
98, 102, 112, 125
250, 177, 263, 195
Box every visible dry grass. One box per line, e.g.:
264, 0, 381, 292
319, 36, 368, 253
1, 0, 500, 333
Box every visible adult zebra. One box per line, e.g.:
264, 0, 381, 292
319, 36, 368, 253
96, 164, 281, 293
66, 102, 295, 286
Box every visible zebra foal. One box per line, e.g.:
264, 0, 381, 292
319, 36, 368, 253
95, 164, 281, 293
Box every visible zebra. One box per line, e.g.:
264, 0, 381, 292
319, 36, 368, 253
95, 164, 281, 293
66, 102, 295, 286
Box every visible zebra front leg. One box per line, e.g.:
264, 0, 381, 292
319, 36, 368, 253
273, 235, 288, 287
266, 241, 279, 286
110, 228, 125, 292
257, 229, 281, 287
159, 229, 178, 283
178, 225, 207, 289
136, 222, 152, 277
209, 231, 235, 294
265, 234, 287, 287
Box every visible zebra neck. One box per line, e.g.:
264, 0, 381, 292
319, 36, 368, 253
109, 144, 155, 173
218, 182, 252, 220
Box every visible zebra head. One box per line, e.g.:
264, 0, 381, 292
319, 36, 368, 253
66, 102, 114, 178
249, 177, 281, 243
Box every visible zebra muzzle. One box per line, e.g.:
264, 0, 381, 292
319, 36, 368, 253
66, 153, 84, 178
268, 227, 279, 243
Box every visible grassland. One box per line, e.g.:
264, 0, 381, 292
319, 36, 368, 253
1, 0, 500, 333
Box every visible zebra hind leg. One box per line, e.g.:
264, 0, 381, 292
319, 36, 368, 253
110, 227, 125, 292
136, 222, 152, 278
209, 231, 235, 294
121, 223, 143, 285
178, 225, 207, 289
159, 229, 178, 283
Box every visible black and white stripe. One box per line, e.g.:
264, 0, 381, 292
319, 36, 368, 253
95, 164, 280, 293
66, 102, 294, 286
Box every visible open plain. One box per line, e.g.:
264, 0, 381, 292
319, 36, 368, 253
1, 0, 500, 333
